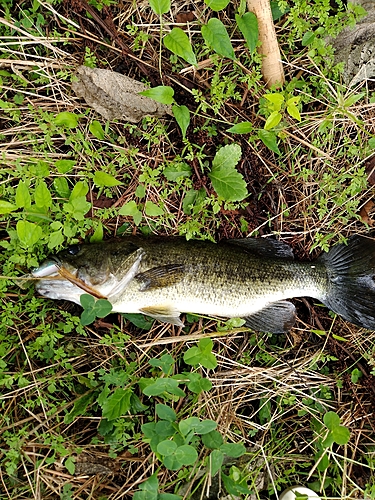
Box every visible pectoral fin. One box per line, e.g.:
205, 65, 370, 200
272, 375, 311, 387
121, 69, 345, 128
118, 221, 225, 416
245, 301, 296, 334
136, 264, 185, 291
107, 248, 145, 302
139, 304, 184, 327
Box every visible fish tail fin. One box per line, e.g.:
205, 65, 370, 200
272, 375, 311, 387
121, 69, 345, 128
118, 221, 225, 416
320, 235, 375, 329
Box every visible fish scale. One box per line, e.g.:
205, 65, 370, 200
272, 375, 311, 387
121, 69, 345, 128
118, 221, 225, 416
32, 235, 375, 333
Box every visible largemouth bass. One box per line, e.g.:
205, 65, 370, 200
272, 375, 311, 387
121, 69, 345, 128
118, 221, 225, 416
32, 235, 375, 333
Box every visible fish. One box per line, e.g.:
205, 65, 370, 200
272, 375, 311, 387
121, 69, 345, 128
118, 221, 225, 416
32, 235, 375, 333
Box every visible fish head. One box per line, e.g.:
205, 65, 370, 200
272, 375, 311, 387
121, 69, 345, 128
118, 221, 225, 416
32, 240, 142, 303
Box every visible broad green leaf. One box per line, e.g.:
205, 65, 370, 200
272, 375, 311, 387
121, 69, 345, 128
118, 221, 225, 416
201, 18, 235, 60
34, 181, 52, 208
80, 293, 95, 309
227, 121, 253, 134
89, 120, 105, 139
53, 178, 71, 198
185, 373, 212, 393
209, 449, 224, 476
302, 31, 315, 46
149, 0, 170, 15
323, 411, 341, 431
156, 403, 176, 422
144, 201, 163, 216
102, 388, 133, 420
149, 353, 174, 374
64, 456, 75, 475
90, 222, 103, 243
159, 494, 182, 500
212, 143, 242, 170
332, 425, 350, 445
143, 378, 185, 398
64, 392, 96, 424
119, 200, 139, 216
204, 0, 230, 10
16, 220, 43, 247
133, 473, 159, 500
163, 161, 191, 181
315, 449, 329, 472
221, 473, 253, 495
70, 181, 88, 200
369, 137, 375, 149
264, 93, 284, 110
139, 86, 174, 105
220, 442, 246, 458
54, 111, 79, 128
93, 171, 122, 187
55, 159, 75, 173
163, 28, 196, 65
175, 444, 198, 465
209, 163, 248, 202
123, 313, 154, 330
287, 103, 301, 121
157, 440, 177, 456
15, 181, 31, 209
0, 200, 17, 214
264, 110, 282, 130
95, 299, 113, 318
172, 104, 190, 139
235, 12, 258, 53
48, 230, 64, 249
202, 429, 223, 449
258, 129, 280, 154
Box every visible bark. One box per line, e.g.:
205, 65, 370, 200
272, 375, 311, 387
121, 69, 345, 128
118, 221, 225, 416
247, 0, 285, 88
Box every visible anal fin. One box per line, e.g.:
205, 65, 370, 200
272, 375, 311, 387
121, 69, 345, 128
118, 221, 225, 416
139, 304, 184, 327
244, 301, 296, 334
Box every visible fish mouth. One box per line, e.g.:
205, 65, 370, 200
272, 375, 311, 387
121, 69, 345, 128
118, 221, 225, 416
32, 258, 108, 301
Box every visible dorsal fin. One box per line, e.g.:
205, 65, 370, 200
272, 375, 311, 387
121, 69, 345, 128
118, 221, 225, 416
226, 238, 294, 259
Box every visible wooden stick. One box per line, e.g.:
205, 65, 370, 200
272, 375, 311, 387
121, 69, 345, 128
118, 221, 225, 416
247, 0, 285, 88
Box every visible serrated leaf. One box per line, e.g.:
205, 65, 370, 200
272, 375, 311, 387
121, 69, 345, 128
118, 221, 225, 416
209, 167, 248, 201
15, 181, 31, 209
235, 12, 258, 53
101, 388, 132, 420
204, 0, 230, 11
139, 86, 174, 105
201, 18, 235, 59
227, 121, 253, 134
34, 181, 52, 208
264, 110, 282, 130
172, 104, 190, 139
93, 171, 122, 187
54, 111, 79, 128
163, 28, 196, 65
258, 129, 280, 154
89, 120, 105, 139
149, 0, 170, 15
48, 230, 64, 249
212, 144, 242, 170
144, 201, 163, 216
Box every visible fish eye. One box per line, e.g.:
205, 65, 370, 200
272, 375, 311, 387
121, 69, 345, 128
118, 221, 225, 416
67, 244, 81, 256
